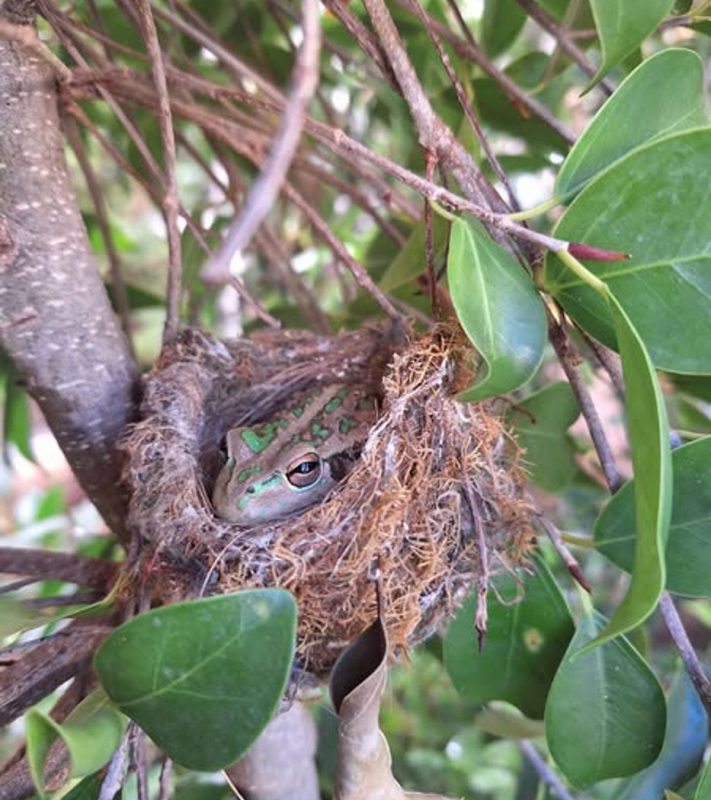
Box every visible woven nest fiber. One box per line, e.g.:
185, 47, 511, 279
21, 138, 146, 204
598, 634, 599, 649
121, 323, 534, 676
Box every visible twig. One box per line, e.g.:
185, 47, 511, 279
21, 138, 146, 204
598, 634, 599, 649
283, 182, 400, 319
158, 758, 173, 800
134, 0, 183, 343
0, 547, 119, 589
410, 0, 519, 213
68, 66, 571, 255
659, 592, 711, 714
99, 733, 129, 800
423, 150, 439, 316
581, 332, 625, 397
549, 318, 623, 493
393, 0, 575, 146
362, 0, 502, 212
0, 17, 72, 81
463, 483, 489, 652
538, 516, 591, 592
202, 0, 321, 283
63, 117, 135, 356
513, 0, 615, 96
518, 740, 577, 800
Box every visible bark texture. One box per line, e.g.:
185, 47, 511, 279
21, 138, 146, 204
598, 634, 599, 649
0, 21, 138, 539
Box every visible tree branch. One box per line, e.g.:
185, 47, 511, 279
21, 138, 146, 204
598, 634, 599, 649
0, 27, 138, 541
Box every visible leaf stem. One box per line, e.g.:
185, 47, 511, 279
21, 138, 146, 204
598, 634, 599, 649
507, 195, 561, 221
554, 248, 608, 296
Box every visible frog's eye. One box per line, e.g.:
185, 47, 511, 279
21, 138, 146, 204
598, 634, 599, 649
286, 453, 322, 488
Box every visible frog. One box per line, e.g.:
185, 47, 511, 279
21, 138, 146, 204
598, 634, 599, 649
211, 384, 379, 525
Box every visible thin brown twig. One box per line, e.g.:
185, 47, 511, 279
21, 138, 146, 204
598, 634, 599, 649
659, 592, 711, 714
363, 0, 501, 213
423, 150, 439, 317
518, 740, 577, 800
283, 182, 400, 319
410, 0, 519, 213
67, 66, 570, 255
549, 317, 623, 493
463, 483, 489, 652
202, 0, 321, 283
134, 0, 183, 343
513, 0, 615, 96
393, 0, 575, 146
63, 117, 135, 356
537, 516, 591, 592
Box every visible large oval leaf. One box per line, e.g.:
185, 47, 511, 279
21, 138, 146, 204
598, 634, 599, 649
556, 49, 706, 198
448, 218, 546, 402
545, 609, 666, 789
544, 129, 711, 374
588, 0, 674, 86
444, 557, 574, 719
596, 437, 711, 597
509, 381, 580, 492
580, 294, 671, 651
94, 589, 296, 771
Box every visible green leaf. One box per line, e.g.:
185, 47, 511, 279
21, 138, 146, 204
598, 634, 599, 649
0, 598, 65, 638
94, 589, 297, 771
544, 129, 711, 373
26, 690, 126, 799
510, 382, 580, 491
581, 294, 671, 651
62, 773, 103, 800
444, 557, 574, 719
378, 215, 449, 292
545, 610, 666, 789
473, 707, 545, 739
448, 218, 546, 402
614, 671, 707, 800
556, 49, 706, 198
596, 438, 711, 597
695, 756, 711, 799
2, 358, 34, 464
588, 0, 674, 86
481, 0, 527, 57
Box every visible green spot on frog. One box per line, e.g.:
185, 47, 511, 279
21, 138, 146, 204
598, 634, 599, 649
241, 419, 287, 453
339, 417, 358, 435
311, 423, 331, 440
324, 387, 348, 414
237, 472, 282, 510
236, 465, 261, 484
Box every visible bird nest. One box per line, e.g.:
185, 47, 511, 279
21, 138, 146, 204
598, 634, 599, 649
120, 323, 534, 676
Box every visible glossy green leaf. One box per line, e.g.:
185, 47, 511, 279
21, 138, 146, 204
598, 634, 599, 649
444, 557, 574, 719
94, 589, 297, 771
62, 773, 103, 800
588, 0, 674, 85
544, 129, 711, 373
26, 690, 126, 799
614, 671, 707, 800
581, 294, 671, 650
448, 218, 546, 402
510, 382, 580, 491
378, 215, 449, 292
545, 610, 666, 788
556, 49, 706, 198
481, 0, 527, 57
596, 438, 711, 597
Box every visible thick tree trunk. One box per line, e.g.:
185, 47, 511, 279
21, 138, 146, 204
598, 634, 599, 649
0, 15, 138, 540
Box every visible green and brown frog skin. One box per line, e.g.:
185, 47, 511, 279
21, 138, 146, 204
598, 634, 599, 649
211, 384, 379, 525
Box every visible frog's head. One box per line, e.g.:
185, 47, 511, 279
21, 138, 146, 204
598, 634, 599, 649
211, 384, 377, 525
211, 431, 346, 525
